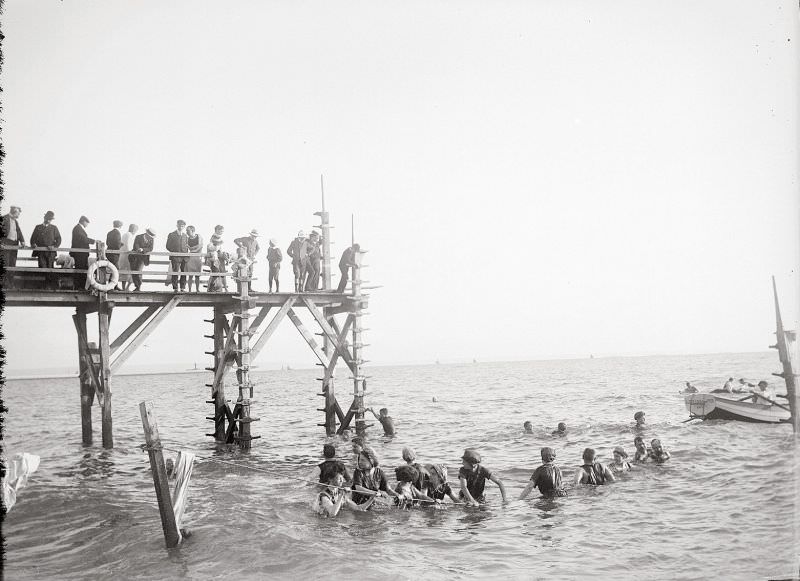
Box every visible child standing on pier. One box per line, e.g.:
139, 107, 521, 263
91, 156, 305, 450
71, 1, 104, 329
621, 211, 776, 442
458, 449, 508, 506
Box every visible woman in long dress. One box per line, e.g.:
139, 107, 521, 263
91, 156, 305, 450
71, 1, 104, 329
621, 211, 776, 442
205, 233, 224, 292
118, 224, 138, 290
186, 225, 204, 292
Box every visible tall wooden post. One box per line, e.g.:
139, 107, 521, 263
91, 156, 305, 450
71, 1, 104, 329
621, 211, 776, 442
772, 277, 799, 433
235, 269, 255, 450
351, 248, 366, 436
95, 242, 114, 449
139, 400, 180, 548
75, 308, 93, 445
213, 307, 227, 441
322, 306, 337, 435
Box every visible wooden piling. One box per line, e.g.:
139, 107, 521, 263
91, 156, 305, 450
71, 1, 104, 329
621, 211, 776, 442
212, 306, 227, 441
772, 277, 799, 433
74, 309, 93, 445
98, 301, 114, 448
351, 248, 366, 435
139, 400, 180, 548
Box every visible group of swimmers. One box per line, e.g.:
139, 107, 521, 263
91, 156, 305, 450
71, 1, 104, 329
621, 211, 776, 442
313, 422, 671, 517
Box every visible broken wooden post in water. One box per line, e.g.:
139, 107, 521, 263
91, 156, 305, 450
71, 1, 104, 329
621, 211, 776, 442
139, 400, 180, 548
771, 276, 800, 434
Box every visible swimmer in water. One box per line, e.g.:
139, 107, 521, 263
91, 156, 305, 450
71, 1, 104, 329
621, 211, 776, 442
648, 439, 671, 463
393, 465, 434, 509
424, 464, 460, 504
523, 421, 533, 434
684, 382, 698, 393
633, 436, 650, 463
573, 448, 615, 486
609, 446, 632, 473
318, 443, 351, 484
367, 407, 396, 436
315, 471, 373, 517
458, 448, 508, 506
551, 422, 567, 436
519, 447, 567, 499
633, 411, 646, 428
351, 449, 395, 507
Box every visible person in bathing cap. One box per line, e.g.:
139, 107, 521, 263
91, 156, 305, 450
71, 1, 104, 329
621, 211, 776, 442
458, 448, 508, 506
519, 447, 567, 499
401, 447, 429, 494
523, 421, 533, 434
609, 446, 632, 473
573, 447, 615, 486
351, 448, 396, 507
647, 439, 670, 463
634, 411, 646, 428
632, 436, 649, 463
551, 422, 567, 436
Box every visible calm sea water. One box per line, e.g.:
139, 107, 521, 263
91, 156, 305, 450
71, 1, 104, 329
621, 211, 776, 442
3, 352, 798, 580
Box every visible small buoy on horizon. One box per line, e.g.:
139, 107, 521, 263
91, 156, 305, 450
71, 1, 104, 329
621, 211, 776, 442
432, 396, 438, 402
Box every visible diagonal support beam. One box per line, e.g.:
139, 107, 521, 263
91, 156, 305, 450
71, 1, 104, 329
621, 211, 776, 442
287, 309, 331, 368
327, 315, 355, 373
249, 306, 273, 335
111, 296, 183, 373
110, 306, 159, 355
72, 314, 105, 406
302, 297, 356, 373
249, 297, 296, 363
210, 317, 241, 393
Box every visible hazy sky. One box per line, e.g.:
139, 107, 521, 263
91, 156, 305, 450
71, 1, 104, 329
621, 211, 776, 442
2, 1, 798, 372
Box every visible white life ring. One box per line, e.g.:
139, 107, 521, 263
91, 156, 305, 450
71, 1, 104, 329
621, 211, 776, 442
87, 260, 120, 292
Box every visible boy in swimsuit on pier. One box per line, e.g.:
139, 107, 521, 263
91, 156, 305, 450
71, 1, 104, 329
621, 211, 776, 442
458, 448, 508, 506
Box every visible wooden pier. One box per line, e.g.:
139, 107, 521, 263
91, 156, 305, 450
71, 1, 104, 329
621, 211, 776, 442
2, 207, 372, 449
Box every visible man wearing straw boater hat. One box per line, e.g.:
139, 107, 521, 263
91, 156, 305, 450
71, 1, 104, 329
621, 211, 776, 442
166, 219, 190, 292
287, 230, 310, 292
130, 227, 156, 292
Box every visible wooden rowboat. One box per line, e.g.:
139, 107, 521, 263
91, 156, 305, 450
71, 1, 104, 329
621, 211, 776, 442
684, 393, 791, 423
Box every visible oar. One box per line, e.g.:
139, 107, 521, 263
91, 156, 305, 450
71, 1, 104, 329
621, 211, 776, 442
752, 392, 792, 412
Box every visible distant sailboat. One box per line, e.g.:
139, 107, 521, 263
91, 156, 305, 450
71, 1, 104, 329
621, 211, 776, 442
472, 358, 477, 363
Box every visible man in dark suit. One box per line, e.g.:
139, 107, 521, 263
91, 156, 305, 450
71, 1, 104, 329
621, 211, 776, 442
166, 219, 189, 292
335, 243, 360, 293
129, 227, 156, 291
106, 220, 123, 267
30, 210, 62, 289
1, 205, 25, 271
70, 216, 96, 287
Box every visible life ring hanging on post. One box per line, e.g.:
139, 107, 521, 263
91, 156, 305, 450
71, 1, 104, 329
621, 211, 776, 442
87, 260, 119, 292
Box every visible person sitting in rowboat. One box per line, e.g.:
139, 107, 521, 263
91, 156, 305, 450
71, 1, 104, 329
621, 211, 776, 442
751, 380, 776, 404
573, 448, 615, 486
519, 447, 568, 499
609, 447, 632, 473
632, 436, 650, 463
647, 439, 670, 463
315, 471, 373, 517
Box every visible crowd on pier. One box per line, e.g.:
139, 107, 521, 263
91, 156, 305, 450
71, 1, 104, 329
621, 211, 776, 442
0, 207, 361, 293
312, 411, 671, 517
